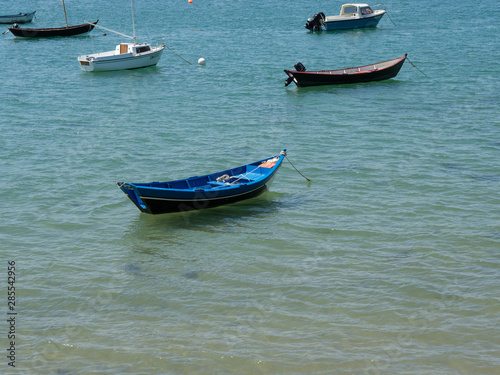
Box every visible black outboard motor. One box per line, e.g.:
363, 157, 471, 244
304, 12, 325, 31
285, 62, 307, 87
294, 62, 306, 72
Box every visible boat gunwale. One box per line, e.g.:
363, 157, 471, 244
119, 152, 286, 195
285, 55, 407, 76
8, 20, 98, 34
134, 163, 281, 193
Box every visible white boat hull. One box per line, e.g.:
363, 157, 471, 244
78, 45, 164, 72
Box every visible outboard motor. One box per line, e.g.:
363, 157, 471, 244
285, 62, 307, 87
304, 12, 325, 31
294, 62, 306, 72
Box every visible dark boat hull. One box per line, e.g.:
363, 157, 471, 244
8, 20, 97, 38
117, 150, 286, 215
136, 181, 271, 214
323, 13, 384, 31
285, 55, 406, 87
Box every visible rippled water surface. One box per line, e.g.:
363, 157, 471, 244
1, 0, 499, 374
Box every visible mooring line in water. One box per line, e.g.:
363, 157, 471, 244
406, 56, 428, 77
165, 44, 192, 65
385, 10, 397, 26
285, 155, 311, 183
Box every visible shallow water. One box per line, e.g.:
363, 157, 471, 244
1, 0, 499, 374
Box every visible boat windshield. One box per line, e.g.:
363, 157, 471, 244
360, 7, 373, 15
135, 46, 151, 54
342, 6, 357, 15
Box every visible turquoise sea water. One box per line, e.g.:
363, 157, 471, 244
1, 0, 499, 374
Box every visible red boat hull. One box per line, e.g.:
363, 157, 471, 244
285, 55, 407, 87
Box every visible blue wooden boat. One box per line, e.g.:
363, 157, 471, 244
0, 11, 36, 24
117, 150, 287, 214
305, 3, 385, 31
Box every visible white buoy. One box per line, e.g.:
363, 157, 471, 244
198, 57, 206, 65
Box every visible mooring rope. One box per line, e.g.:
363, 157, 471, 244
229, 152, 311, 185
376, 4, 396, 26
165, 44, 192, 65
385, 10, 397, 26
226, 165, 262, 185
285, 155, 311, 183
405, 56, 428, 77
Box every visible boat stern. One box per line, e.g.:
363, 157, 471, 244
77, 55, 95, 72
116, 182, 149, 213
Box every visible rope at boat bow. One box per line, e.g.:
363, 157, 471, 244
285, 154, 311, 183
164, 43, 192, 65
376, 4, 396, 26
385, 11, 397, 26
405, 56, 428, 77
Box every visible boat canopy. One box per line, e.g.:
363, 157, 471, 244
116, 43, 152, 55
340, 4, 371, 16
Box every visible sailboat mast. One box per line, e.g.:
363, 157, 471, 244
131, 0, 136, 44
62, 0, 69, 28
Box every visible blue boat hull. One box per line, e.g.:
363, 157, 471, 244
0, 11, 36, 24
324, 13, 384, 30
117, 150, 286, 214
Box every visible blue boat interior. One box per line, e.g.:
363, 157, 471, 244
136, 161, 276, 191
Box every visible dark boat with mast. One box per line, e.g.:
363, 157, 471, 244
7, 1, 97, 38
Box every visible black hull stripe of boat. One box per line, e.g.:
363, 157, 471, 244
139, 184, 267, 202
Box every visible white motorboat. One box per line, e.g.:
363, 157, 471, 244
78, 42, 164, 72
77, 0, 164, 72
305, 3, 386, 31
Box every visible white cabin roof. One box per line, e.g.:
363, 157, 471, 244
343, 3, 370, 7
340, 4, 372, 15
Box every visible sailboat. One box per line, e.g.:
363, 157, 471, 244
77, 0, 164, 72
7, 1, 97, 38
